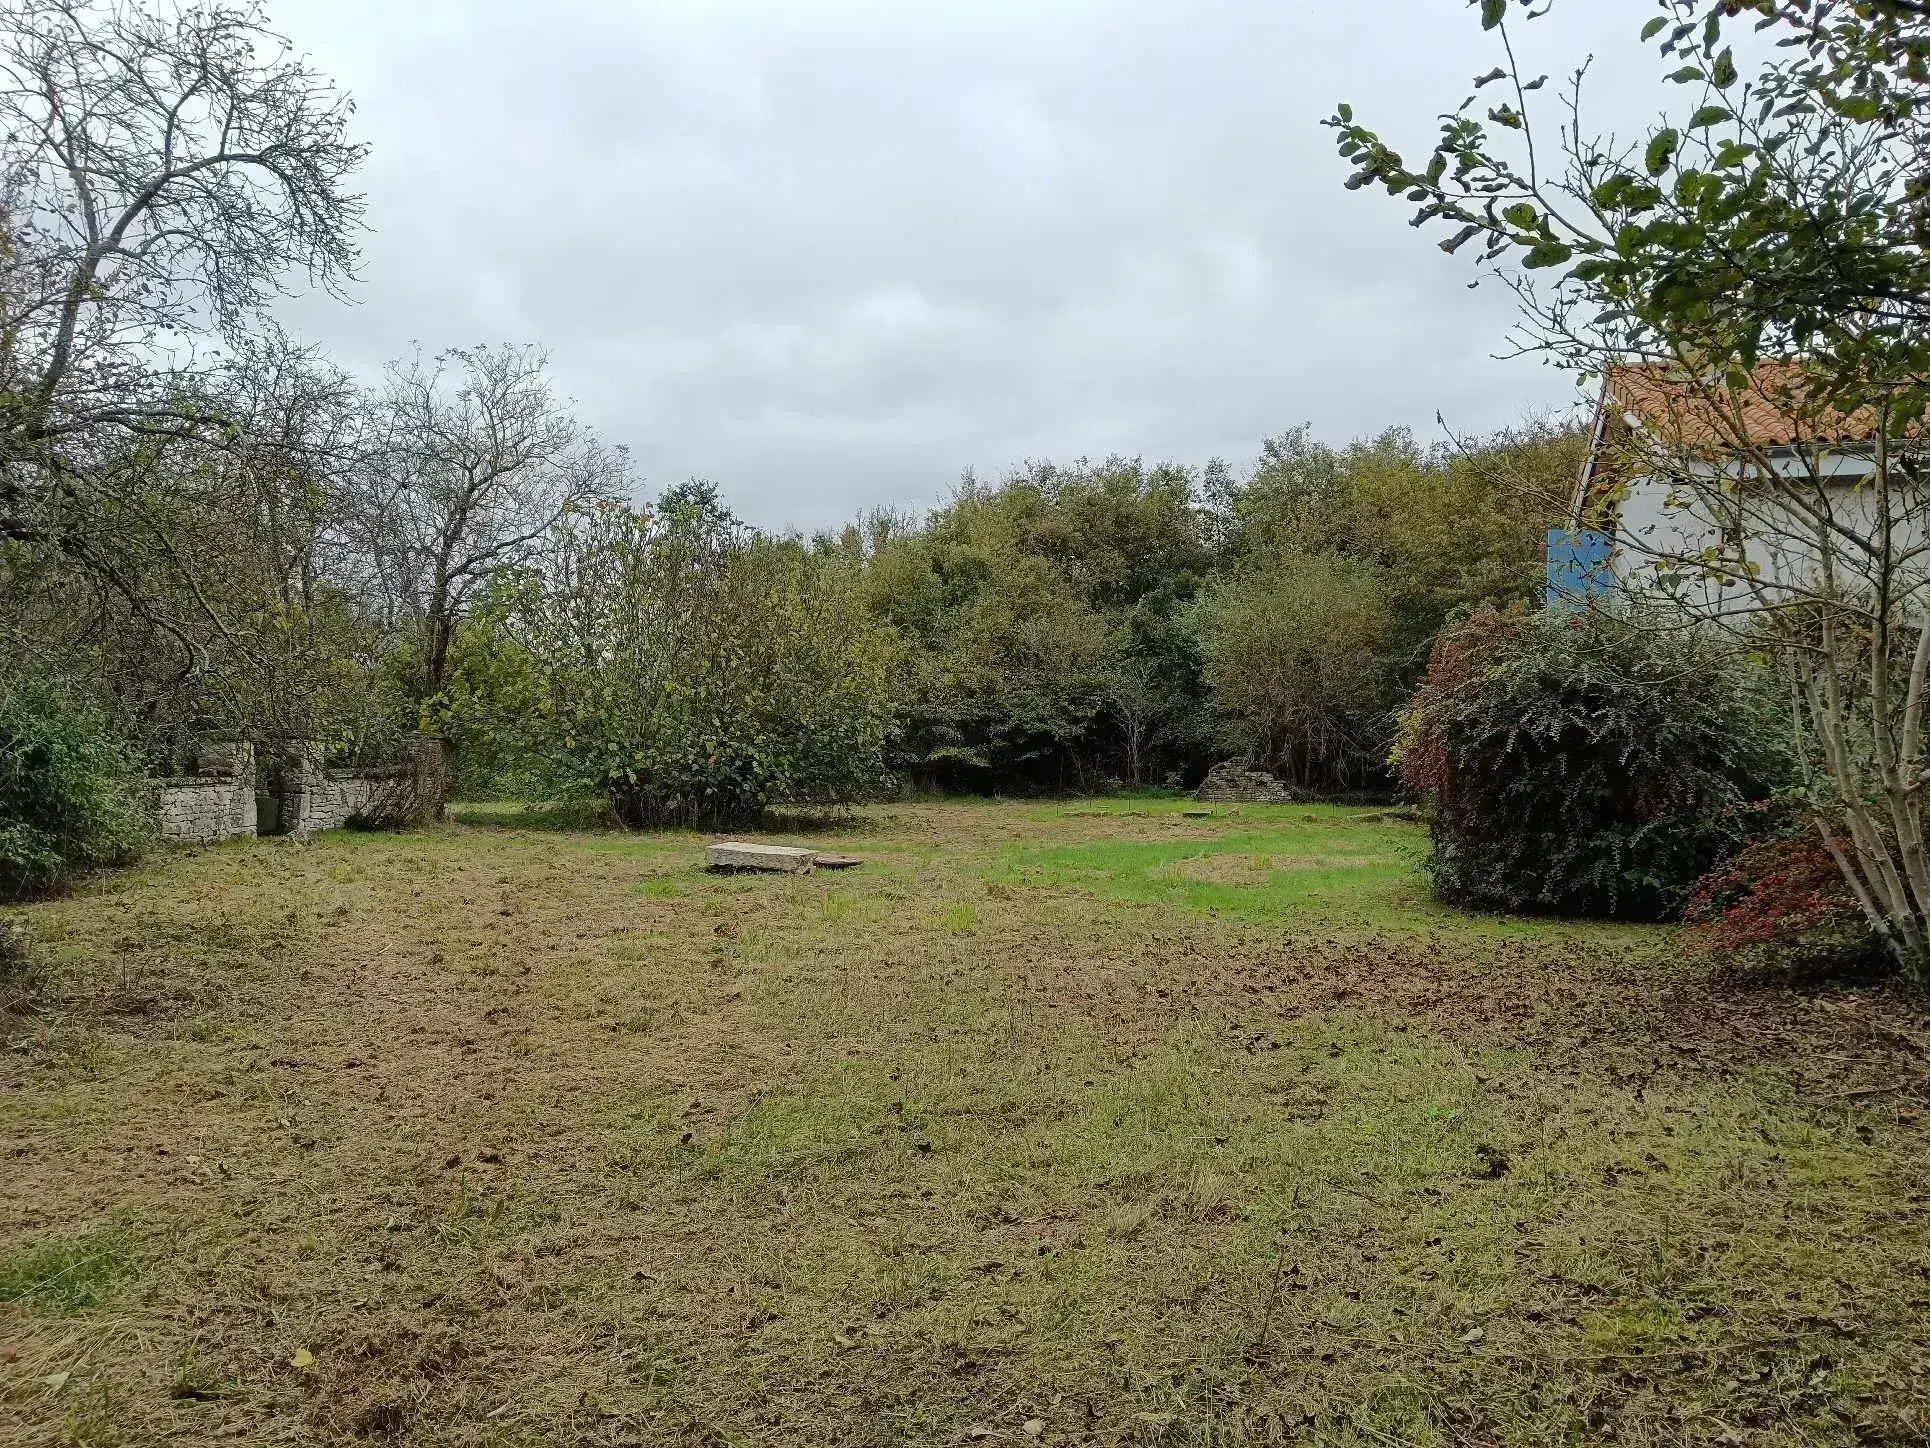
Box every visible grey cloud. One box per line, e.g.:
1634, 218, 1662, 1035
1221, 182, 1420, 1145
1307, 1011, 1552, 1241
269, 0, 1662, 531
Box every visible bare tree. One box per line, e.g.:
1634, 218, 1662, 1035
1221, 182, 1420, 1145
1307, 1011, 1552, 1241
0, 0, 366, 553
0, 329, 380, 754
357, 344, 628, 705
1589, 363, 1930, 980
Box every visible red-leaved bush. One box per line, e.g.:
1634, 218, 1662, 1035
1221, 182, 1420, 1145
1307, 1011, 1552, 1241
1684, 828, 1885, 978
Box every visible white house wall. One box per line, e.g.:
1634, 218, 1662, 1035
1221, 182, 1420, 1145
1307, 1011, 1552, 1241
1604, 452, 1930, 613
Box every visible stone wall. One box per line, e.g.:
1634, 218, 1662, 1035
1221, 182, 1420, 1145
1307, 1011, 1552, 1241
160, 738, 445, 845
1194, 761, 1302, 805
157, 743, 258, 844
274, 761, 395, 836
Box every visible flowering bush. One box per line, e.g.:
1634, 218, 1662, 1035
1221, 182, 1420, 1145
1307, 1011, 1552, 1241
1684, 828, 1885, 978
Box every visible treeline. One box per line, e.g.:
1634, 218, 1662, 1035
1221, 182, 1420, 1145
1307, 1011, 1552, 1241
841, 423, 1577, 796
431, 422, 1578, 805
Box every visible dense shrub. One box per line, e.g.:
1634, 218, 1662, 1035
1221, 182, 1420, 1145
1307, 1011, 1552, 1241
0, 676, 151, 897
865, 458, 1211, 794
512, 503, 901, 828
1684, 822, 1886, 978
1196, 552, 1397, 791
1398, 607, 1794, 919
426, 613, 544, 801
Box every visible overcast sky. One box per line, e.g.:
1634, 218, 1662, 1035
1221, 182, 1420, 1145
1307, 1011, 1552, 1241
266, 0, 1662, 531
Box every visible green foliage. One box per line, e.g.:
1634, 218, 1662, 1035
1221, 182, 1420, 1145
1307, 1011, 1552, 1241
1328, 1, 1930, 396
426, 610, 541, 800
858, 432, 1569, 799
1196, 424, 1572, 792
1330, 0, 1930, 969
1198, 554, 1397, 790
866, 458, 1214, 792
1398, 608, 1794, 920
513, 502, 901, 828
0, 675, 151, 898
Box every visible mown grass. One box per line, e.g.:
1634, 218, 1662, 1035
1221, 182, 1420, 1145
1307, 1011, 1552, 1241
993, 800, 1643, 941
0, 800, 1924, 1447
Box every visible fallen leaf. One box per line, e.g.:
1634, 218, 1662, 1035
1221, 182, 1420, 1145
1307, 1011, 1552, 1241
289, 1347, 315, 1370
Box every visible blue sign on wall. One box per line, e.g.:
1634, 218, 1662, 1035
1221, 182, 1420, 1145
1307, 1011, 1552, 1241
1546, 528, 1613, 606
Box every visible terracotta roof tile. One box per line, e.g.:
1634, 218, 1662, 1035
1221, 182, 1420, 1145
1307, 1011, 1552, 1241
1602, 360, 1900, 451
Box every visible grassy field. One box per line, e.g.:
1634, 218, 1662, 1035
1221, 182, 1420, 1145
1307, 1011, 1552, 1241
1, 798, 1927, 1447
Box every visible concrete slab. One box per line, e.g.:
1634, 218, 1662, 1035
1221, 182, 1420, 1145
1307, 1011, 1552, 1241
707, 842, 817, 874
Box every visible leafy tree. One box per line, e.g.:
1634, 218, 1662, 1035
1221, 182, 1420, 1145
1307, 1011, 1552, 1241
0, 336, 395, 766
509, 500, 900, 828
418, 608, 540, 801
868, 458, 1211, 792
1196, 553, 1398, 791
1102, 574, 1212, 787
1331, 1, 1930, 979
1193, 423, 1570, 791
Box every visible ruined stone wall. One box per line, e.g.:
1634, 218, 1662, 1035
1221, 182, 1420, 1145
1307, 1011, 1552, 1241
281, 767, 390, 836
1194, 761, 1302, 805
157, 743, 258, 844
264, 739, 444, 838
158, 739, 444, 845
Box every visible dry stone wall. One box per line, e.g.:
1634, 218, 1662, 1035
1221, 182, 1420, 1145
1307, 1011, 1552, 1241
158, 739, 445, 845
157, 744, 259, 844
1194, 761, 1302, 804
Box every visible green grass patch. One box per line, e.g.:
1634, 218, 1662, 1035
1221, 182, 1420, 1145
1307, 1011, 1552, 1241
993, 806, 1648, 940
5, 798, 1923, 1446
0, 1224, 136, 1313
595, 1002, 1929, 1444
993, 810, 1431, 923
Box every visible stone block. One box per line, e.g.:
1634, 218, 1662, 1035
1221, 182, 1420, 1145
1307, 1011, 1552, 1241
707, 842, 818, 874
